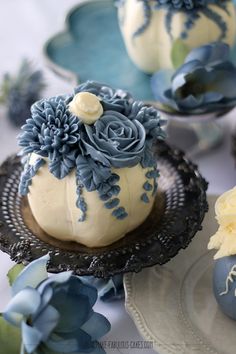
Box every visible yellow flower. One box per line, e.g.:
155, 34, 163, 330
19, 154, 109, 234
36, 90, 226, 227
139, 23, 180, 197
208, 187, 236, 259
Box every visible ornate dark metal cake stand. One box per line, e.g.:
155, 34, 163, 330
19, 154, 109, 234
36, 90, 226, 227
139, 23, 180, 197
0, 143, 208, 278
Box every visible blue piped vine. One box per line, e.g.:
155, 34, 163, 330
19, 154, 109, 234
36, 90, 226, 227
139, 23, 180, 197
19, 157, 46, 195
118, 0, 230, 41
18, 81, 165, 222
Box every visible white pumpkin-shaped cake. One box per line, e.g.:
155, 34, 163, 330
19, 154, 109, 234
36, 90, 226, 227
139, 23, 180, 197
18, 81, 165, 248
117, 0, 236, 73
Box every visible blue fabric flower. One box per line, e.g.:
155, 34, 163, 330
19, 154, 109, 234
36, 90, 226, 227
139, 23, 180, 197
3, 255, 110, 354
80, 111, 146, 168
151, 42, 236, 114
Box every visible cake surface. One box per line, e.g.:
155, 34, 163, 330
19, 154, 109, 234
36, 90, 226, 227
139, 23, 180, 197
18, 81, 165, 247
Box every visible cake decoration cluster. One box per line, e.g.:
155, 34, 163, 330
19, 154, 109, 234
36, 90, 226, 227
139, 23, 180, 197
18, 81, 165, 222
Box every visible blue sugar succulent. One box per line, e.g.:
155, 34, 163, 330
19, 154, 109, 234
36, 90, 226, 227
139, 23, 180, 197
3, 255, 110, 354
151, 42, 236, 115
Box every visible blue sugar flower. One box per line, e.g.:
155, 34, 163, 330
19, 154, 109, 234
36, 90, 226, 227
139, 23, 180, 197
76, 155, 112, 192
151, 42, 236, 115
3, 255, 110, 354
80, 111, 146, 168
75, 81, 133, 116
128, 101, 166, 141
18, 96, 82, 178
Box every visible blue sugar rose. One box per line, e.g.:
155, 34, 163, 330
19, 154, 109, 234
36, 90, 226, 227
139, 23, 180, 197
80, 111, 146, 168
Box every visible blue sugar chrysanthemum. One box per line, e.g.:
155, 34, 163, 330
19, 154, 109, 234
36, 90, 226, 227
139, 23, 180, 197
18, 96, 82, 179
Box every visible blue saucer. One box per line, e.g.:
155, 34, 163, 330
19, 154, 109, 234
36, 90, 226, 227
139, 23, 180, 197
44, 0, 153, 100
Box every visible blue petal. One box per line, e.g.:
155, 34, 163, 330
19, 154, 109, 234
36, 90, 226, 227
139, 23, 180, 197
73, 276, 98, 307
50, 291, 91, 333
202, 92, 223, 103
37, 271, 72, 296
171, 73, 186, 95
80, 275, 124, 302
3, 287, 41, 326
12, 254, 50, 295
35, 286, 53, 315
178, 94, 203, 109
22, 321, 43, 353
185, 42, 229, 65
150, 69, 173, 102
171, 60, 202, 81
33, 305, 60, 341
81, 311, 111, 340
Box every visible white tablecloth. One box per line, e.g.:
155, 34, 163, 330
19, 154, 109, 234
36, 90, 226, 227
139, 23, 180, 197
0, 1, 236, 353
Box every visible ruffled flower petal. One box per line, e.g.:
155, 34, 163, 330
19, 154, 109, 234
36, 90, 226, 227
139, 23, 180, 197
4, 287, 41, 326
184, 42, 229, 66
151, 69, 176, 107
37, 271, 73, 296
12, 254, 50, 295
81, 311, 111, 340
33, 305, 60, 341
50, 291, 91, 333
22, 321, 43, 354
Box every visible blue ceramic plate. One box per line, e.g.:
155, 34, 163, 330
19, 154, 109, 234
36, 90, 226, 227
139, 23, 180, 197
44, 0, 236, 101
44, 0, 154, 101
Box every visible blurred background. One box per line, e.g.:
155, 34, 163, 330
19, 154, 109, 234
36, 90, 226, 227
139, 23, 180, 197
0, 0, 78, 157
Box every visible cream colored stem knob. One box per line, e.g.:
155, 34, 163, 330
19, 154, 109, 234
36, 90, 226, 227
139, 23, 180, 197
69, 92, 103, 124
